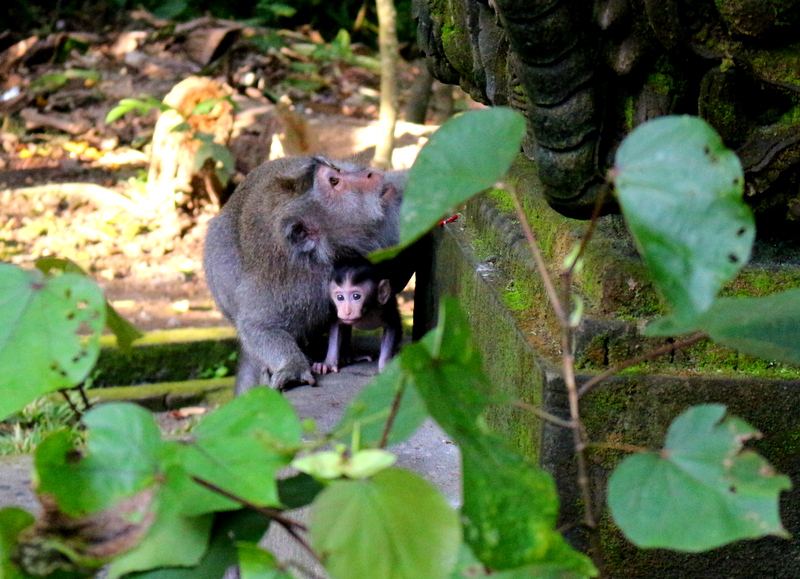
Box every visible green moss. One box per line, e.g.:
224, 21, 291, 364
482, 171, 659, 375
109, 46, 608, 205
647, 72, 674, 96
746, 42, 800, 87
486, 187, 515, 213
502, 281, 533, 312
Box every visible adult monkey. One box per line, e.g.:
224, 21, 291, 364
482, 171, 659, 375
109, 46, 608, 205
203, 156, 405, 393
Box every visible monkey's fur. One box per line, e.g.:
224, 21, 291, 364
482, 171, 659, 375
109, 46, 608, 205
203, 156, 404, 393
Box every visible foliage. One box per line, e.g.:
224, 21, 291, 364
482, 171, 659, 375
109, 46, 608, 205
609, 404, 791, 551
0, 398, 77, 456
0, 109, 794, 578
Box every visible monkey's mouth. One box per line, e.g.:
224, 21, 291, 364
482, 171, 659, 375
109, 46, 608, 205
340, 318, 358, 325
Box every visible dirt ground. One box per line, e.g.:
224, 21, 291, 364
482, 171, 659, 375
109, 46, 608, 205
0, 19, 463, 332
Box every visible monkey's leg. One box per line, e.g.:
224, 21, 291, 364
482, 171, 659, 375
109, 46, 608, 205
378, 324, 402, 371
237, 324, 316, 392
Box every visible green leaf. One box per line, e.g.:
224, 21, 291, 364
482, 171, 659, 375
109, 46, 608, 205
113, 511, 270, 579
238, 543, 293, 579
613, 115, 754, 334
699, 289, 800, 365
177, 388, 302, 508
403, 299, 595, 574
35, 257, 143, 351
373, 108, 525, 261
105, 97, 165, 124
276, 473, 324, 509
293, 448, 396, 479
334, 357, 428, 447
193, 141, 234, 187
0, 265, 105, 419
608, 404, 791, 551
35, 403, 162, 517
0, 507, 36, 579
310, 468, 460, 579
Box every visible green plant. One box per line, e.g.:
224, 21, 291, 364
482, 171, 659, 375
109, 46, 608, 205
0, 399, 77, 456
0, 109, 794, 579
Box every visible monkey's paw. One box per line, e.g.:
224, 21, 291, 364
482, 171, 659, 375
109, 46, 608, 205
271, 362, 316, 391
311, 362, 339, 375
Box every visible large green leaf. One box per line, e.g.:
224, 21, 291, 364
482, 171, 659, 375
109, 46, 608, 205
177, 388, 302, 508
0, 265, 105, 419
309, 468, 461, 579
35, 403, 162, 517
106, 471, 214, 578
119, 511, 272, 579
612, 116, 754, 335
0, 507, 36, 579
699, 289, 800, 365
401, 299, 595, 575
35, 257, 143, 351
608, 404, 791, 551
238, 543, 293, 579
334, 356, 428, 447
372, 108, 526, 260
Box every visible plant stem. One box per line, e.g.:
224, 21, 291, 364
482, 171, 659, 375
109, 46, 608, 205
379, 381, 406, 448
508, 187, 567, 323
191, 477, 319, 561
59, 389, 82, 419
512, 399, 574, 429
509, 186, 595, 529
578, 332, 708, 397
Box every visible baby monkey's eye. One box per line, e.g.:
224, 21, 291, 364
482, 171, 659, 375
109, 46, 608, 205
330, 177, 340, 187
353, 294, 362, 300
336, 294, 345, 301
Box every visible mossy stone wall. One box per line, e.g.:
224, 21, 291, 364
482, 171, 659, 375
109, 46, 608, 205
424, 156, 800, 577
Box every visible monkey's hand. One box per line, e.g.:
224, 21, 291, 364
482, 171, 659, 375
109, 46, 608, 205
271, 360, 316, 391
311, 362, 339, 375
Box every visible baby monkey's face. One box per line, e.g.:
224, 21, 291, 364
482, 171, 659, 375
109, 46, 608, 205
330, 277, 391, 324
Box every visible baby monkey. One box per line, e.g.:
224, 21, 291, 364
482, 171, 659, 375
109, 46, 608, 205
312, 255, 402, 375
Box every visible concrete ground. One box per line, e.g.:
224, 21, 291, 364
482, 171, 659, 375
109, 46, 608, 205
0, 360, 461, 577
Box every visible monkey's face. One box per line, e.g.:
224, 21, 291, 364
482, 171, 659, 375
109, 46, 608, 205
330, 278, 377, 324
313, 162, 386, 224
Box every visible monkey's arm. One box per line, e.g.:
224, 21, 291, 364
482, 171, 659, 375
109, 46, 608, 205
236, 320, 316, 392
312, 321, 351, 375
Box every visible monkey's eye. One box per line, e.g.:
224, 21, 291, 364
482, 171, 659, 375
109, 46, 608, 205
353, 293, 362, 301
329, 177, 340, 187
336, 294, 345, 301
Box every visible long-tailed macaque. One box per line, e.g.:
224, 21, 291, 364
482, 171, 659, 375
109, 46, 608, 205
203, 156, 406, 393
312, 255, 402, 375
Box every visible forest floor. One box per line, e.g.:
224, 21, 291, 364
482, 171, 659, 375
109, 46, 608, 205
0, 13, 474, 332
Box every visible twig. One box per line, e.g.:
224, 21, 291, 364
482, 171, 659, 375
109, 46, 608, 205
578, 332, 708, 397
508, 187, 567, 323
76, 384, 92, 411
511, 399, 574, 429
59, 389, 83, 420
563, 184, 609, 280
509, 186, 596, 530
191, 476, 320, 562
379, 381, 406, 448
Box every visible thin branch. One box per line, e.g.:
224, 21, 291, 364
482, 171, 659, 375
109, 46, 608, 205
512, 399, 575, 429
564, 184, 610, 280
191, 476, 308, 532
191, 476, 322, 567
509, 185, 596, 530
76, 384, 92, 411
379, 382, 406, 448
578, 332, 709, 397
59, 389, 83, 420
584, 441, 649, 454
508, 186, 567, 323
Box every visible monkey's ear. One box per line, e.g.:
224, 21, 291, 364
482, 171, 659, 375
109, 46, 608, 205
283, 217, 318, 252
377, 279, 392, 305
